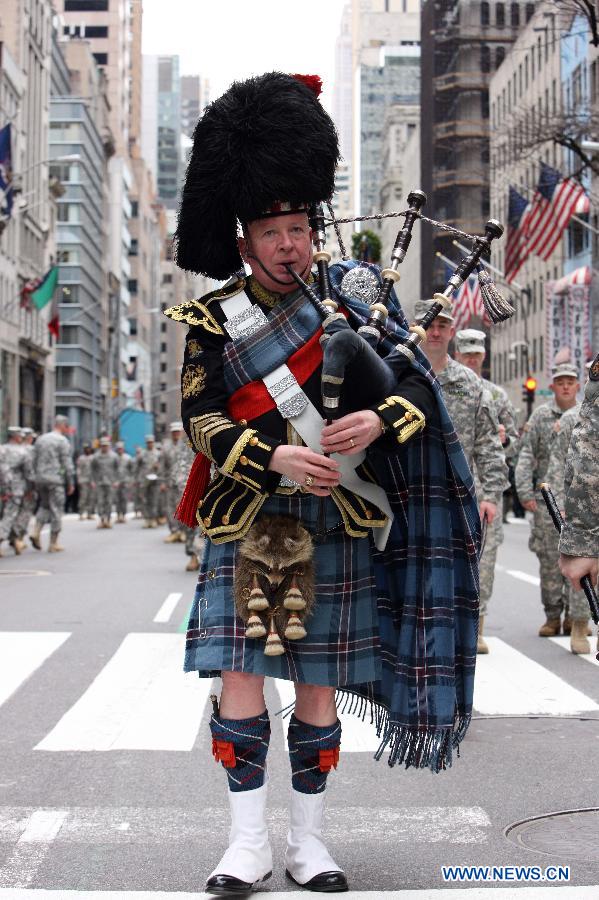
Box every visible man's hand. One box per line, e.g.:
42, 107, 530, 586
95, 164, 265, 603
479, 500, 497, 524
559, 553, 599, 592
67, 485, 75, 496
498, 423, 507, 444
268, 445, 340, 497
160, 483, 167, 492
522, 499, 537, 512
321, 410, 381, 455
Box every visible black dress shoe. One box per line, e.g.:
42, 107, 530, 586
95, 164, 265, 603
205, 871, 272, 895
286, 868, 349, 892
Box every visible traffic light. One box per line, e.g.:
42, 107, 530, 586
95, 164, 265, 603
522, 375, 537, 416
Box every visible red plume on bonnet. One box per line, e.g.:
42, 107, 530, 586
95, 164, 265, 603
291, 74, 323, 97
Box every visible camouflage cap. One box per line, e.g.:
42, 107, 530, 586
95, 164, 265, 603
21, 427, 34, 436
455, 328, 486, 354
115, 441, 125, 449
413, 298, 454, 322
169, 421, 184, 432
552, 362, 579, 380
7, 426, 23, 437
99, 436, 111, 446
145, 434, 155, 442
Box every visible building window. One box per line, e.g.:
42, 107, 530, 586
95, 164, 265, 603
58, 325, 78, 345
510, 2, 520, 27
130, 200, 139, 218
160, 342, 167, 353
128, 279, 138, 294
162, 273, 172, 284
525, 3, 534, 22
496, 46, 505, 69
64, 25, 108, 38
129, 317, 138, 336
481, 2, 490, 26
56, 367, 75, 389
160, 383, 166, 391
481, 93, 489, 118
93, 53, 108, 66
481, 45, 491, 74
160, 321, 167, 333
160, 362, 167, 373
59, 285, 78, 303
496, 3, 505, 27
129, 239, 138, 257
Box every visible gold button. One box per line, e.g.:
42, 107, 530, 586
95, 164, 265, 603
249, 436, 259, 446
203, 516, 211, 527
387, 398, 395, 406
208, 569, 216, 579
239, 455, 248, 466
221, 515, 230, 525
239, 419, 247, 426
404, 412, 413, 421
365, 509, 373, 520
233, 472, 242, 480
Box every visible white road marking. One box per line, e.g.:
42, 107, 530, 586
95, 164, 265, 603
505, 569, 540, 586
0, 633, 71, 709
474, 638, 599, 715
549, 636, 599, 668
0, 809, 68, 889
0, 887, 596, 899
153, 592, 183, 623
273, 678, 389, 752
35, 634, 211, 751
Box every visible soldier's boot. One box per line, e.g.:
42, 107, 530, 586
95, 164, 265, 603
97, 519, 104, 529
477, 616, 489, 654
186, 553, 200, 572
538, 618, 561, 637
30, 523, 42, 551
562, 616, 572, 636
0, 540, 4, 558
86, 514, 94, 520
157, 516, 167, 525
13, 537, 26, 555
570, 620, 591, 654
48, 534, 64, 553
143, 519, 152, 529
117, 514, 125, 523
150, 519, 158, 528
178, 531, 187, 543
79, 513, 85, 520
105, 518, 113, 529
164, 531, 181, 543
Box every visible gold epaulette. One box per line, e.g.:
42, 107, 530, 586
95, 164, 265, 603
163, 277, 246, 334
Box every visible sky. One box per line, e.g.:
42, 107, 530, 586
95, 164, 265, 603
141, 0, 348, 113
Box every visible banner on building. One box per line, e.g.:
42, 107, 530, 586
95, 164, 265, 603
545, 269, 592, 383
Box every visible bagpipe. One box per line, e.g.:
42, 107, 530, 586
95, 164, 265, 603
286, 192, 515, 421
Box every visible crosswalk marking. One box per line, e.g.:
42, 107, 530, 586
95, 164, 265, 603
0, 886, 597, 899
153, 592, 183, 623
0, 633, 71, 710
35, 635, 210, 752
473, 638, 599, 715
549, 636, 599, 668
273, 678, 386, 752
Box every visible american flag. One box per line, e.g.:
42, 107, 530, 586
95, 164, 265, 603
527, 163, 588, 261
504, 187, 531, 282
452, 272, 488, 331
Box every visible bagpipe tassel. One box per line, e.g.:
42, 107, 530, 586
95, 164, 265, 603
175, 452, 211, 528
248, 574, 269, 611
264, 615, 285, 656
283, 577, 307, 611
477, 266, 515, 323
284, 613, 307, 641
245, 614, 267, 640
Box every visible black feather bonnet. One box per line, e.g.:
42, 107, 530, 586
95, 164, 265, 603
174, 72, 340, 279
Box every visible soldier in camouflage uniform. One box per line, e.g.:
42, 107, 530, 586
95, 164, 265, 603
132, 446, 143, 517
545, 401, 591, 652
12, 428, 37, 544
455, 329, 519, 653
31, 415, 75, 552
161, 421, 186, 543
170, 433, 203, 570
515, 362, 580, 636
415, 304, 508, 652
0, 427, 29, 556
137, 434, 161, 528
558, 352, 599, 651
91, 437, 119, 528
76, 444, 95, 519
114, 441, 133, 522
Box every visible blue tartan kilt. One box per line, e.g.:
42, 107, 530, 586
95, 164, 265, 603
184, 493, 381, 686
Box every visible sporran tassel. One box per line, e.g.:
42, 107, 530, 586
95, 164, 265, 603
477, 266, 515, 323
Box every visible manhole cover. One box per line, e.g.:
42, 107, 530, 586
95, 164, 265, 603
0, 569, 51, 577
506, 808, 599, 861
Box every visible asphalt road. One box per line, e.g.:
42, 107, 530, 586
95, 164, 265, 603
0, 511, 598, 899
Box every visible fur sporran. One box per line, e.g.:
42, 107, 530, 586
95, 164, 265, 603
234, 515, 315, 656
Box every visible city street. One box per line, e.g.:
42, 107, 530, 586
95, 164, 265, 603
0, 514, 598, 898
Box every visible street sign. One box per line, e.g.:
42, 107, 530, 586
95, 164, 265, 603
538, 389, 552, 396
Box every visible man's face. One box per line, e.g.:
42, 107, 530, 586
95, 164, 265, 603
238, 212, 313, 295
456, 350, 485, 377
171, 430, 182, 443
117, 447, 124, 455
84, 446, 92, 455
101, 444, 109, 453
551, 375, 579, 407
146, 441, 155, 450
10, 433, 22, 444
424, 317, 454, 355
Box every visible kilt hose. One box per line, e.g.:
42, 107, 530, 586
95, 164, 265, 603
184, 492, 381, 687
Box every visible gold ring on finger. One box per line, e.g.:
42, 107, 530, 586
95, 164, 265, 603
304, 474, 314, 487
349, 437, 355, 448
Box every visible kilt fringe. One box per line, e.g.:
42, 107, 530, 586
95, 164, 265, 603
335, 686, 472, 774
